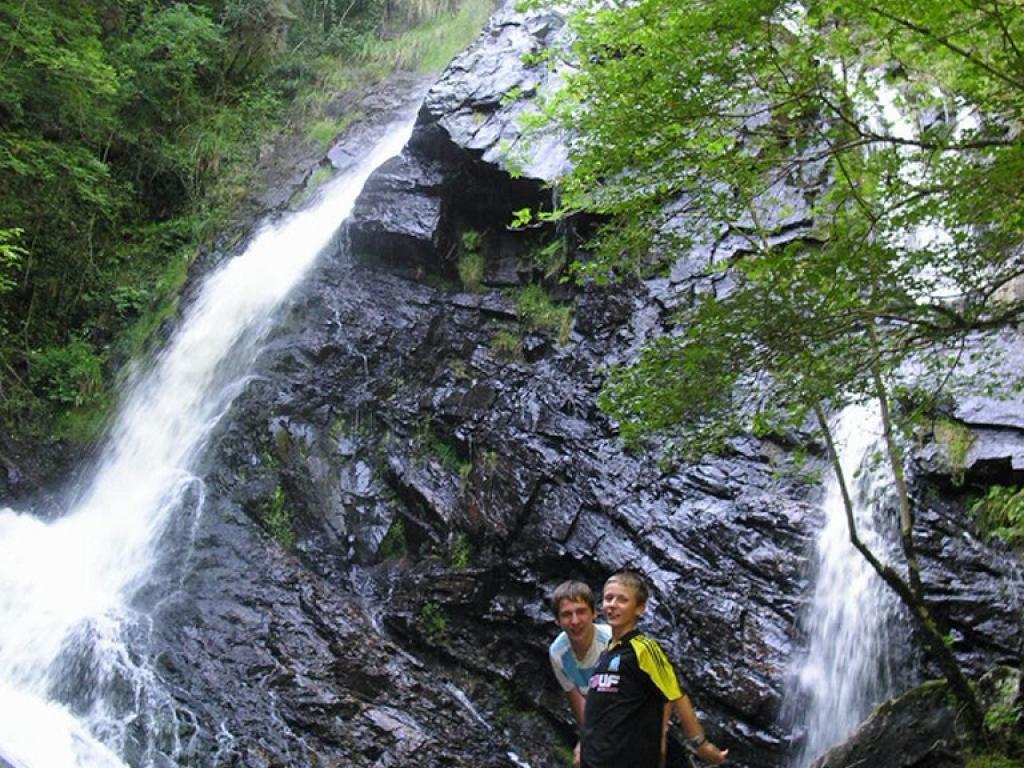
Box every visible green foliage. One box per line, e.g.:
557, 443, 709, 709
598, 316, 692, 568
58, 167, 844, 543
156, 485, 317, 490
491, 329, 523, 361
531, 237, 568, 281
984, 700, 1022, 733
768, 445, 822, 484
378, 516, 408, 560
520, 0, 1024, 730
306, 111, 364, 150
448, 531, 473, 568
494, 678, 516, 724
262, 484, 296, 548
554, 744, 575, 768
971, 485, 1024, 549
540, 0, 1024, 287
517, 283, 572, 343
447, 358, 471, 379
115, 5, 224, 154
30, 339, 105, 408
0, 229, 26, 295
347, 0, 494, 74
116, 247, 192, 364
600, 325, 745, 457
966, 670, 1024, 764
0, 0, 493, 445
966, 756, 1021, 768
330, 408, 378, 441
457, 229, 485, 292
289, 164, 336, 210
416, 420, 470, 474
428, 433, 458, 469
967, 709, 1024, 768
419, 601, 448, 644
526, 0, 1024, 459
385, 0, 461, 27
933, 418, 977, 485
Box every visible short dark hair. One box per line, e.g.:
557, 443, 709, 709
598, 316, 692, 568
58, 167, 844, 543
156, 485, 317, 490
550, 580, 597, 616
604, 570, 649, 606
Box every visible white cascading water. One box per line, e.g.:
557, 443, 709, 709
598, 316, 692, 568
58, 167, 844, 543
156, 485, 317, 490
0, 114, 417, 768
788, 402, 907, 767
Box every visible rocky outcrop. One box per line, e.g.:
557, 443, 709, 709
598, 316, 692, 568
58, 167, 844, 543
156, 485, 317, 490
810, 667, 1022, 768
347, 0, 573, 280
811, 679, 966, 768
918, 328, 1024, 483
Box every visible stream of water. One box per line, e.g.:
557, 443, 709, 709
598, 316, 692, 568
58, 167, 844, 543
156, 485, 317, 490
785, 403, 912, 767
0, 114, 417, 768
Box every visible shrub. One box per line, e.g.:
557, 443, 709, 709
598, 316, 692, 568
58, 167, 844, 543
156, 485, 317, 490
449, 531, 472, 568
457, 230, 485, 292
517, 283, 572, 343
491, 329, 523, 361
378, 517, 407, 560
262, 484, 296, 548
30, 339, 105, 408
971, 485, 1024, 549
419, 601, 448, 644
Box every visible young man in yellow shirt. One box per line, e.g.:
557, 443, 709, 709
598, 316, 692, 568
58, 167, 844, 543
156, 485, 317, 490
580, 570, 728, 768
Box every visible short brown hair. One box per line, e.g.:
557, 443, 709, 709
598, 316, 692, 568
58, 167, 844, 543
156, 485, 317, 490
604, 570, 649, 606
550, 580, 597, 616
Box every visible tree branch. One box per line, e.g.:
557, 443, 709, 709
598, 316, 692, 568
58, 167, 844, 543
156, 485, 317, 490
865, 4, 1024, 92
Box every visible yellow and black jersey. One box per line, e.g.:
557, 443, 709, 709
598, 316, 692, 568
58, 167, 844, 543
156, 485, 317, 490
580, 629, 686, 768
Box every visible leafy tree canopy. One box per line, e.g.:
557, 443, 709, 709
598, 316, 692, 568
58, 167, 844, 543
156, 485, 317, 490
518, 0, 1024, 456
0, 0, 486, 442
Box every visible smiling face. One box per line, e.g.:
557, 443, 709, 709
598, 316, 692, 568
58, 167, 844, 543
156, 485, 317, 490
602, 579, 646, 639
557, 598, 598, 649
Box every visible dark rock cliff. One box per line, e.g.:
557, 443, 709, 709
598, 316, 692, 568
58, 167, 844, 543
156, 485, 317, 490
2, 2, 1021, 767
176, 3, 1020, 766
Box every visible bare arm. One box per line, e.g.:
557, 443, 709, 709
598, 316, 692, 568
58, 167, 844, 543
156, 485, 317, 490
672, 694, 728, 765
567, 688, 586, 768
567, 687, 586, 724
660, 703, 670, 768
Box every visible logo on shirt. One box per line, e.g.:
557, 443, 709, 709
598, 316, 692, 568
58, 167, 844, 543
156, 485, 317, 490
608, 656, 621, 672
589, 673, 621, 692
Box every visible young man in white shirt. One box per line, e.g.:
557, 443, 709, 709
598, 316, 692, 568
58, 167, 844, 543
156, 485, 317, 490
548, 580, 612, 765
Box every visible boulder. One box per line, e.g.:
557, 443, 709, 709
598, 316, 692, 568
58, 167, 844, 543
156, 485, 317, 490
811, 667, 1022, 768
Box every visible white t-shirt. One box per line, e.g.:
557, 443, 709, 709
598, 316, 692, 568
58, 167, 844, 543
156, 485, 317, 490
548, 623, 612, 694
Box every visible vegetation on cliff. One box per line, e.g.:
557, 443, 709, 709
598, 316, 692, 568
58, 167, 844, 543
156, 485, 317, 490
0, 0, 492, 447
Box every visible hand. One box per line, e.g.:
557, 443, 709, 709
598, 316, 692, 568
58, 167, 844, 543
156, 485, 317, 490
574, 741, 582, 768
696, 742, 728, 765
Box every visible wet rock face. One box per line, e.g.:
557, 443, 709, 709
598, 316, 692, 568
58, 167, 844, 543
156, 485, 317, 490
143, 501, 527, 768
199, 241, 818, 767
182, 7, 827, 756
347, 0, 572, 282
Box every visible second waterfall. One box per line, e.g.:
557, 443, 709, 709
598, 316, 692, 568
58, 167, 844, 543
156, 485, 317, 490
785, 402, 917, 767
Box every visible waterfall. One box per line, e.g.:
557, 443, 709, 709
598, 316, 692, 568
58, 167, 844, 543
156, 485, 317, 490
0, 113, 418, 768
786, 402, 912, 767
